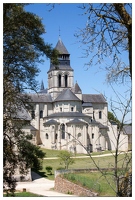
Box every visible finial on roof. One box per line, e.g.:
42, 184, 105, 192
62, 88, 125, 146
40, 80, 44, 91
59, 26, 61, 40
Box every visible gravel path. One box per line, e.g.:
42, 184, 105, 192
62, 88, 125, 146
16, 171, 75, 197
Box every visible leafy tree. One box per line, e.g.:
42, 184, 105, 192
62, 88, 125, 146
75, 3, 132, 83
3, 3, 58, 195
58, 150, 75, 169
108, 111, 120, 125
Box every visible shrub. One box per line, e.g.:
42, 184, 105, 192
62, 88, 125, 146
45, 166, 53, 175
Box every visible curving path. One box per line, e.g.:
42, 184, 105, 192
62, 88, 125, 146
16, 171, 75, 197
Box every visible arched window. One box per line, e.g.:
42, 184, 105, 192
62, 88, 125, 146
40, 110, 43, 118
58, 74, 61, 87
55, 134, 58, 140
61, 124, 65, 139
65, 74, 68, 87
46, 133, 49, 139
78, 133, 81, 138
71, 107, 74, 112
99, 111, 102, 119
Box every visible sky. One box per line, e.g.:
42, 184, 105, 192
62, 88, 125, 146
21, 3, 132, 123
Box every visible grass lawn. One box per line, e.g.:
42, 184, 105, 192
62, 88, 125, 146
34, 151, 131, 180
40, 147, 87, 157
3, 192, 43, 197
63, 172, 116, 196
40, 147, 116, 158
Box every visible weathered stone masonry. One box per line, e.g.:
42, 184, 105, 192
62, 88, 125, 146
54, 175, 98, 197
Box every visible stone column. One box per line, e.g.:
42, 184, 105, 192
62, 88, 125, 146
36, 104, 40, 130
61, 75, 64, 87
44, 104, 47, 117
58, 125, 61, 150
51, 125, 55, 144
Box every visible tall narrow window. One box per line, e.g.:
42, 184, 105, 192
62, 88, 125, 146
99, 111, 102, 119
61, 124, 65, 139
71, 107, 74, 112
31, 110, 35, 119
46, 133, 49, 139
65, 74, 68, 87
93, 111, 95, 119
58, 74, 61, 87
55, 134, 58, 140
40, 110, 43, 118
92, 133, 94, 139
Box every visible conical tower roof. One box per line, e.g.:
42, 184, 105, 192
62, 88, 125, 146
40, 80, 44, 91
55, 38, 69, 54
74, 81, 82, 93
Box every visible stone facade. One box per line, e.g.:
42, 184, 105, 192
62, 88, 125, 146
26, 38, 129, 153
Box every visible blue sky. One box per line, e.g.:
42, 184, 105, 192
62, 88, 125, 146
24, 3, 131, 123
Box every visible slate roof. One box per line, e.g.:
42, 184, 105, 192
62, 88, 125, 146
82, 94, 107, 103
73, 82, 82, 93
98, 122, 108, 129
90, 120, 108, 129
66, 118, 87, 125
48, 64, 73, 72
28, 93, 52, 103
54, 89, 81, 102
44, 112, 89, 119
43, 119, 60, 125
22, 124, 37, 131
12, 107, 31, 121
82, 103, 93, 107
55, 38, 69, 54
123, 125, 132, 135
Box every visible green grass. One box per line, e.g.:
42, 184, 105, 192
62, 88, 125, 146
62, 172, 116, 196
35, 152, 131, 180
40, 147, 116, 158
40, 147, 88, 157
3, 192, 43, 197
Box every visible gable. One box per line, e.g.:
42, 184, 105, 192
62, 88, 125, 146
54, 89, 81, 102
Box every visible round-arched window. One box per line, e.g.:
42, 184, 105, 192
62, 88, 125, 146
46, 133, 49, 139
78, 133, 81, 138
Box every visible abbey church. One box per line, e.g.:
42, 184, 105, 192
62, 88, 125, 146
25, 38, 129, 153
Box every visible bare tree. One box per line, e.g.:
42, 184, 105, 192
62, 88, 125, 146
59, 89, 132, 196
75, 3, 132, 82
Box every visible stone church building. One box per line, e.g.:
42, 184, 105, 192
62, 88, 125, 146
25, 38, 129, 154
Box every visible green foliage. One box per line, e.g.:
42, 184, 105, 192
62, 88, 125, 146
58, 150, 75, 169
108, 111, 120, 125
45, 166, 53, 175
19, 140, 45, 171
3, 3, 58, 93
3, 191, 43, 197
3, 3, 57, 195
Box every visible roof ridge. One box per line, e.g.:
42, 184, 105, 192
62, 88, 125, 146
54, 89, 81, 102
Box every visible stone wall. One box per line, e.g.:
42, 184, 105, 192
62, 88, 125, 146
54, 175, 98, 197
55, 168, 115, 178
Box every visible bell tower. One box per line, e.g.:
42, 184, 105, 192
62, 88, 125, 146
47, 38, 74, 100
